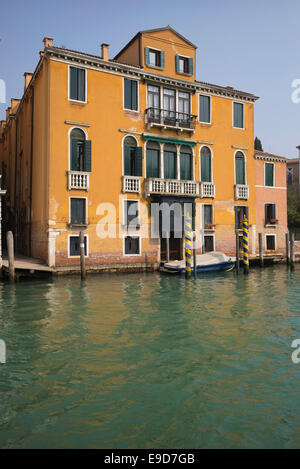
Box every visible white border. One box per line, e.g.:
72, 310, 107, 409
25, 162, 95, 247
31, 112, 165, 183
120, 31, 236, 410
68, 234, 89, 258
265, 233, 276, 250
69, 196, 88, 225
68, 65, 87, 104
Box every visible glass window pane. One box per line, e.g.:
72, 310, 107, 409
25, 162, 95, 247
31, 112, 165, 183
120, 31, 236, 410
234, 102, 244, 128
200, 95, 210, 123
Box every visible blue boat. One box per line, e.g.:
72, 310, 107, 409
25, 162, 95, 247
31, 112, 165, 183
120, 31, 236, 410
162, 252, 235, 274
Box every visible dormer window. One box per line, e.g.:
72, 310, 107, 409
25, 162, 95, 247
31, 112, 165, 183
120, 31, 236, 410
144, 47, 165, 69
175, 55, 193, 76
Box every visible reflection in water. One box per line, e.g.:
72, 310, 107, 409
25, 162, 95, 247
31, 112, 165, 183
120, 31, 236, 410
0, 267, 300, 448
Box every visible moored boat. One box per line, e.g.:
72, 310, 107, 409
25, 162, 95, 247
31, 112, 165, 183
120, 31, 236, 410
162, 252, 235, 274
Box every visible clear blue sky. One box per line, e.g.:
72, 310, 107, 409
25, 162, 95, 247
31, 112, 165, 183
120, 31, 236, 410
1, 0, 299, 158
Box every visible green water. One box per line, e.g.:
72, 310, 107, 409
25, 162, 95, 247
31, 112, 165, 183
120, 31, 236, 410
0, 266, 300, 449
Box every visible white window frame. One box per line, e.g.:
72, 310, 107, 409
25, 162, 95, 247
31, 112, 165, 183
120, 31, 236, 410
68, 234, 89, 258
68, 65, 87, 104
123, 77, 139, 112
203, 233, 215, 253
199, 94, 212, 124
232, 101, 245, 130
146, 46, 164, 70
201, 203, 214, 228
265, 233, 276, 251
68, 126, 88, 171
123, 234, 141, 256
176, 54, 192, 76
69, 196, 88, 225
123, 199, 140, 229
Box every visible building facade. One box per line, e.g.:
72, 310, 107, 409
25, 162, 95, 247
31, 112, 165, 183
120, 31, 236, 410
0, 26, 288, 270
287, 146, 300, 189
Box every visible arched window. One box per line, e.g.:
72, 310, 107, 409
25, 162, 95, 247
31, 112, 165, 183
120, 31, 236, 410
180, 145, 192, 180
123, 136, 142, 176
146, 141, 160, 178
200, 146, 212, 182
235, 151, 246, 185
70, 128, 91, 172
164, 144, 177, 179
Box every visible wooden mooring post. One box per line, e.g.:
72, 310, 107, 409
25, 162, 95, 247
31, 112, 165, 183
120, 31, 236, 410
235, 230, 240, 274
80, 231, 86, 280
166, 232, 170, 264
290, 232, 295, 270
243, 215, 249, 275
258, 233, 264, 267
286, 232, 290, 265
6, 231, 15, 283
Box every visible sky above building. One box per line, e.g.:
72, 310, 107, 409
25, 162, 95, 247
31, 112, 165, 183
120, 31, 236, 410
0, 0, 299, 158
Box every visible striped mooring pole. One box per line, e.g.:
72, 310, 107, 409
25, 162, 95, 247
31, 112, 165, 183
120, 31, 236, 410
243, 214, 249, 275
185, 212, 192, 278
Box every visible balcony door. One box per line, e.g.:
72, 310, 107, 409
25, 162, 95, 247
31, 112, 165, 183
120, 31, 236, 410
178, 91, 190, 127
163, 88, 176, 125
164, 144, 177, 179
147, 85, 160, 122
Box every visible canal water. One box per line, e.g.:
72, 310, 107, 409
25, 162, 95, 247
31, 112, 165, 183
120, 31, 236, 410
0, 266, 300, 449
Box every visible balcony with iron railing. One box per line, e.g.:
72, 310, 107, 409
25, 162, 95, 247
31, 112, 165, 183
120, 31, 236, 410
235, 184, 249, 200
145, 178, 199, 197
67, 171, 90, 191
145, 108, 197, 133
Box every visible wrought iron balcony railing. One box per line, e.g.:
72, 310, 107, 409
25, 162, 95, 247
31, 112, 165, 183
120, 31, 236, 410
145, 108, 197, 131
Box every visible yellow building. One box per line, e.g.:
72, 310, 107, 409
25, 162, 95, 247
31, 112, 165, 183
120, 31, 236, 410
0, 26, 264, 271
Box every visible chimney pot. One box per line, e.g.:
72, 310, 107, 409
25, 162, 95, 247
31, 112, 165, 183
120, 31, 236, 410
43, 36, 54, 49
101, 43, 109, 61
24, 72, 33, 92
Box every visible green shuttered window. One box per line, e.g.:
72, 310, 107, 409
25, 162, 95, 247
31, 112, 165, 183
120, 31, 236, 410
265, 163, 274, 186
180, 152, 192, 180
145, 47, 165, 68
70, 130, 91, 172
125, 201, 139, 227
175, 55, 193, 75
124, 79, 138, 111
164, 151, 176, 179
70, 198, 86, 225
235, 152, 246, 185
124, 138, 143, 176
233, 102, 244, 128
124, 236, 140, 255
69, 236, 87, 256
69, 67, 86, 102
146, 149, 160, 178
199, 95, 211, 123
201, 147, 212, 182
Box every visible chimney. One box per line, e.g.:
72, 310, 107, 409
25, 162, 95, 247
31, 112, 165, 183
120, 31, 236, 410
43, 36, 54, 49
297, 145, 300, 158
101, 43, 109, 61
11, 98, 20, 113
24, 72, 33, 91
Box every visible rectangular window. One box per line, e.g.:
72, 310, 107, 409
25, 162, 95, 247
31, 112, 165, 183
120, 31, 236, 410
145, 48, 165, 69
164, 150, 176, 179
204, 235, 214, 253
203, 204, 213, 227
235, 206, 249, 229
180, 152, 192, 180
124, 78, 138, 111
124, 200, 139, 227
71, 139, 92, 172
265, 163, 274, 186
199, 95, 211, 123
69, 67, 86, 102
176, 55, 193, 75
146, 148, 160, 178
265, 204, 276, 225
124, 236, 140, 255
233, 102, 244, 128
70, 198, 86, 225
69, 235, 87, 257
266, 234, 276, 250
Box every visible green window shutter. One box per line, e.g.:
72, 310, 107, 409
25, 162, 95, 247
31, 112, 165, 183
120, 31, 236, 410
180, 153, 192, 180
175, 54, 180, 73
164, 151, 176, 179
124, 79, 132, 110
235, 156, 245, 184
77, 68, 86, 101
265, 163, 274, 186
71, 198, 86, 225
160, 51, 165, 68
200, 95, 210, 123
136, 147, 143, 176
70, 67, 78, 100
146, 149, 159, 178
201, 152, 211, 182
124, 145, 131, 175
84, 140, 91, 172
271, 204, 276, 221
188, 58, 193, 75
131, 80, 138, 111
144, 47, 150, 65
71, 139, 80, 170
234, 102, 244, 128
